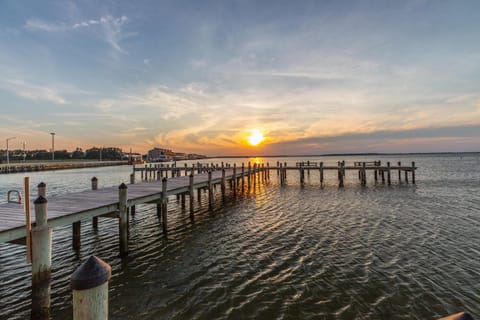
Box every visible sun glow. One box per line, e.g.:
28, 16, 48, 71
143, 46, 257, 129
247, 129, 264, 146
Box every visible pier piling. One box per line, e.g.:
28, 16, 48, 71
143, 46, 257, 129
31, 195, 52, 320
118, 183, 128, 256
387, 162, 391, 185
71, 256, 111, 320
161, 178, 168, 233
92, 177, 99, 229
189, 174, 194, 215
38, 182, 46, 198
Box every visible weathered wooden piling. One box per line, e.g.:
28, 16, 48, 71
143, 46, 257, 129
320, 162, 324, 184
72, 222, 81, 250
161, 178, 168, 232
241, 163, 245, 188
412, 162, 416, 184
208, 171, 213, 207
189, 174, 194, 215
118, 183, 128, 256
91, 177, 99, 229
398, 161, 402, 182
71, 256, 111, 320
31, 195, 52, 320
24, 177, 32, 263
221, 169, 226, 196
233, 164, 238, 192
387, 162, 391, 185
339, 162, 344, 188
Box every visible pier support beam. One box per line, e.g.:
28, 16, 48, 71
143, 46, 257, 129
92, 177, 99, 229
31, 196, 52, 320
189, 174, 194, 216
208, 171, 213, 207
221, 169, 226, 196
73, 222, 81, 250
320, 162, 324, 185
118, 183, 128, 256
161, 178, 168, 233
398, 161, 402, 182
232, 164, 237, 194
412, 162, 416, 184
387, 162, 391, 185
339, 163, 344, 188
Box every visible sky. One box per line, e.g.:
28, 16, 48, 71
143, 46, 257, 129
0, 0, 479, 156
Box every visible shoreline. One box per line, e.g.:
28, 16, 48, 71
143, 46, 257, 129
0, 160, 129, 174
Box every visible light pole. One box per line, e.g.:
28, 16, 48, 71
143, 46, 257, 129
50, 132, 55, 161
6, 137, 16, 165
22, 141, 26, 162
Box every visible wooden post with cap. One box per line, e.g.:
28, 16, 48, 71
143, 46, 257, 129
118, 183, 128, 256
92, 177, 99, 229
71, 256, 112, 320
31, 195, 52, 320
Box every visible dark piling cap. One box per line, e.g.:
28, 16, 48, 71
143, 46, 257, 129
71, 256, 111, 291
119, 183, 128, 190
91, 177, 98, 181
34, 195, 47, 204
162, 177, 167, 182
38, 182, 46, 188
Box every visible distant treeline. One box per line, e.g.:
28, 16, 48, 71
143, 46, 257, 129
1, 147, 124, 162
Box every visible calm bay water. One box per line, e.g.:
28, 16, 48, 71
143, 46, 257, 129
0, 154, 479, 319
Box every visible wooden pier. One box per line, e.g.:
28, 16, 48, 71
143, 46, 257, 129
0, 160, 416, 317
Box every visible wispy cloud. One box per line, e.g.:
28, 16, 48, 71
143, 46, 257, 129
24, 18, 67, 32
24, 15, 132, 53
0, 78, 68, 104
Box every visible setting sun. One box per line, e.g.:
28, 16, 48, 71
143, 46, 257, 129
248, 129, 264, 146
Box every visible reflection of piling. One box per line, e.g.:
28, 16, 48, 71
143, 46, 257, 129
71, 256, 111, 320
31, 195, 52, 320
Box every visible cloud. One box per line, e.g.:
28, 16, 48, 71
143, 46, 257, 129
24, 18, 67, 32
25, 15, 132, 53
98, 15, 129, 53
73, 19, 100, 29
0, 78, 68, 104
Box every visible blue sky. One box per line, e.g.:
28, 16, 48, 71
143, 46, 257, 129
0, 0, 479, 155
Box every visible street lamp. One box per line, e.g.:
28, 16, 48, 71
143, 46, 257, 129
22, 141, 26, 162
6, 137, 16, 165
50, 132, 55, 161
